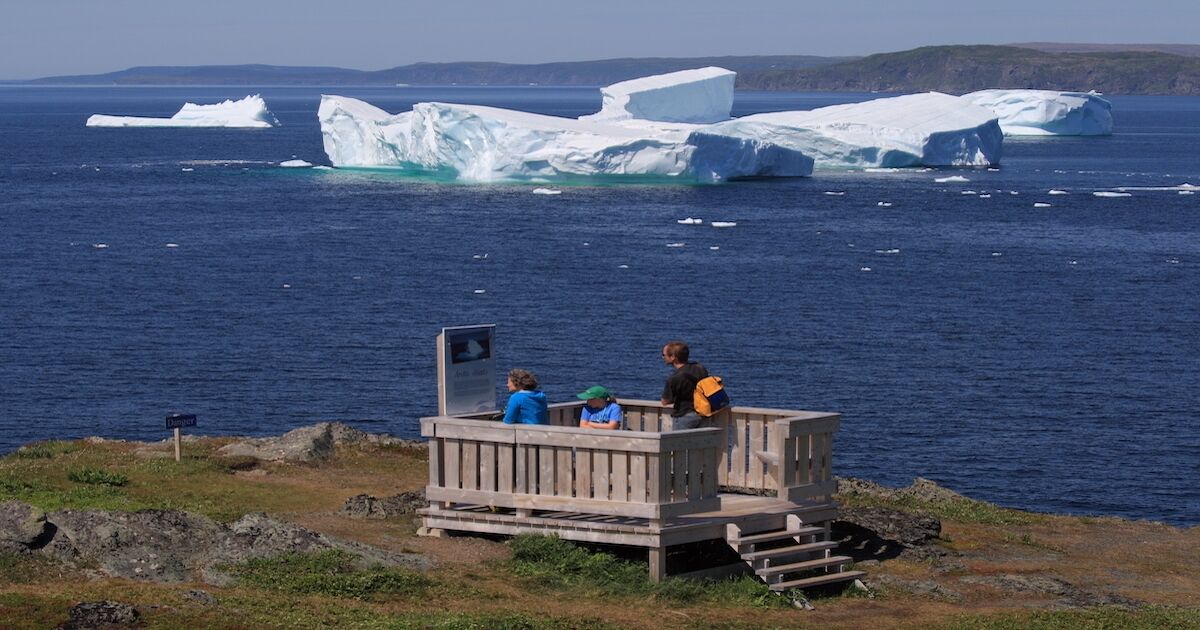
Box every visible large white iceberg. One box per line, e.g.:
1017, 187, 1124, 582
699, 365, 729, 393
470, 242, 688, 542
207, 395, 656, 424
960, 89, 1112, 136
707, 92, 1003, 168
580, 66, 736, 124
318, 95, 811, 182
86, 95, 279, 128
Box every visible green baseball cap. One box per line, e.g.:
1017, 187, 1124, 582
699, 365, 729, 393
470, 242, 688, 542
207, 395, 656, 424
576, 385, 610, 400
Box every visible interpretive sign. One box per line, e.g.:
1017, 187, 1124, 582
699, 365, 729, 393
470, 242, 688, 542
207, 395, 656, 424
164, 413, 196, 462
436, 324, 497, 416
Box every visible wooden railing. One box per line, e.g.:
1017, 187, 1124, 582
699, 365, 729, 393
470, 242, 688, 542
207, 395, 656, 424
423, 400, 839, 523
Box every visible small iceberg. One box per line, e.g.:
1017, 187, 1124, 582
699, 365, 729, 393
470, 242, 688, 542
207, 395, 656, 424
709, 246, 720, 250
935, 175, 970, 183
473, 289, 486, 294
1093, 191, 1132, 198
824, 191, 845, 196
280, 159, 313, 168
86, 95, 279, 128
877, 202, 893, 207
1048, 189, 1069, 195
860, 267, 872, 272
677, 217, 703, 225
532, 188, 562, 195
92, 243, 109, 249
710, 221, 737, 228
979, 194, 992, 198
1034, 202, 1052, 208
165, 243, 179, 248
181, 167, 195, 172
875, 248, 900, 255
666, 242, 685, 248
991, 252, 1003, 257
1181, 190, 1195, 196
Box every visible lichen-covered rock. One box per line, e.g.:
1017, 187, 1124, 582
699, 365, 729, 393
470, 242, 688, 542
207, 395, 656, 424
0, 501, 48, 552
341, 491, 426, 519
59, 601, 140, 629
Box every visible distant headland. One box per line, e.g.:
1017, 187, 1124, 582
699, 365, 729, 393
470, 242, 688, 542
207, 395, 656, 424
8, 43, 1200, 95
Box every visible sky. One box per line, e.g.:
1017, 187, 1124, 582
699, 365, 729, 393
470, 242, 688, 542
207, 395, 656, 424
2, 0, 1197, 79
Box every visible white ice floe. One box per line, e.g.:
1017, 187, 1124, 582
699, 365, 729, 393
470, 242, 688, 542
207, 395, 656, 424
472, 253, 489, 260
1034, 202, 1052, 208
165, 243, 179, 248
991, 252, 1003, 257
935, 175, 970, 183
961, 89, 1113, 136
473, 289, 486, 294
1093, 191, 1132, 198
580, 67, 736, 124
677, 217, 703, 225
1048, 189, 1069, 195
92, 243, 108, 249
618, 264, 629, 268
532, 187, 562, 195
181, 168, 194, 172
979, 194, 992, 198
860, 267, 872, 272
280, 159, 313, 168
1113, 183, 1199, 192
318, 95, 812, 182
313, 165, 334, 170
712, 92, 1003, 169
877, 202, 893, 207
1182, 191, 1195, 195
710, 221, 737, 228
1009, 191, 1020, 195
709, 246, 720, 250
666, 242, 685, 247
824, 191, 845, 195
86, 95, 280, 128
961, 190, 978, 195
282, 284, 291, 288
875, 248, 900, 255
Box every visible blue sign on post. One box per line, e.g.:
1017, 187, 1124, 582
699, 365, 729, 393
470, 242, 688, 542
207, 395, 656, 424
165, 413, 197, 429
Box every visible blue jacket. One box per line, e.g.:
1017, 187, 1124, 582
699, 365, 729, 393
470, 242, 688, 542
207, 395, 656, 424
502, 390, 549, 425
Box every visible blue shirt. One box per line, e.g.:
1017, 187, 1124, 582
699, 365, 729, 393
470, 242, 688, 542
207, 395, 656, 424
581, 401, 622, 428
502, 390, 549, 425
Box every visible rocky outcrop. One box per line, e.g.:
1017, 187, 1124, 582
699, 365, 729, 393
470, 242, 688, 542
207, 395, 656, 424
58, 601, 140, 629
215, 422, 422, 463
341, 491, 426, 519
0, 501, 50, 553
833, 506, 944, 562
1, 501, 430, 584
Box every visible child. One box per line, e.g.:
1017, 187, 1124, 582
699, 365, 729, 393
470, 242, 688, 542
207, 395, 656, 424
577, 385, 622, 430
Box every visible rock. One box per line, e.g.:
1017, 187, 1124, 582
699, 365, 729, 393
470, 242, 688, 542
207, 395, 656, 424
215, 422, 423, 463
341, 491, 426, 519
833, 506, 943, 562
0, 501, 49, 552
58, 601, 139, 629
905, 477, 968, 503
37, 507, 431, 584
836, 476, 968, 504
958, 573, 1141, 609
182, 589, 218, 606
870, 575, 962, 602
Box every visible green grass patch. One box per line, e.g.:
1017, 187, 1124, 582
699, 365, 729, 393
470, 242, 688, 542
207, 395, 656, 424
508, 535, 787, 608
941, 605, 1200, 630
67, 467, 130, 487
5, 440, 79, 460
223, 550, 435, 600
839, 490, 1037, 526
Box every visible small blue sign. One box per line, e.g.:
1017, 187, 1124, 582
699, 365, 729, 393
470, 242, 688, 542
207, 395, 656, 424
165, 413, 197, 429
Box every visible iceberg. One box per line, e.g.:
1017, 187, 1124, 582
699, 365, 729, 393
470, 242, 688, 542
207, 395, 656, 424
86, 95, 279, 128
580, 66, 736, 124
704, 92, 1003, 169
318, 95, 812, 182
960, 89, 1113, 136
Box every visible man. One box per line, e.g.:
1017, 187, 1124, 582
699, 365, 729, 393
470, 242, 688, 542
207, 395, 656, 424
660, 341, 709, 430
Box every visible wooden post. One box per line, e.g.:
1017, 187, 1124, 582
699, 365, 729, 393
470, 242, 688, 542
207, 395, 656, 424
173, 427, 181, 462
165, 414, 196, 463
649, 545, 667, 582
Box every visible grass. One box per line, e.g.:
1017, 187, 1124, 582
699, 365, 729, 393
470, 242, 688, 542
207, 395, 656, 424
838, 489, 1038, 526
5, 440, 78, 460
67, 467, 129, 486
941, 606, 1200, 630
507, 535, 787, 609
222, 550, 435, 600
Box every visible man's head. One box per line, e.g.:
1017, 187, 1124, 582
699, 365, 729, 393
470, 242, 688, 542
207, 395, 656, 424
662, 341, 689, 366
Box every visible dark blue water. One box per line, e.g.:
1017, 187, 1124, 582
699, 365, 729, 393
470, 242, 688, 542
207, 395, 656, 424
2, 86, 1198, 526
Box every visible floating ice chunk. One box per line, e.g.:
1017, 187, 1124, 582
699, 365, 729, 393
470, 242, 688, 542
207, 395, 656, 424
165, 243, 179, 248
979, 194, 992, 198
988, 167, 1000, 172
823, 191, 845, 195
1114, 183, 1199, 192
92, 243, 108, 249
1009, 191, 1020, 195
961, 190, 978, 195
713, 92, 1003, 169
860, 267, 872, 272
282, 284, 291, 288
532, 187, 562, 195
961, 89, 1112, 136
1069, 260, 1078, 265
1093, 191, 1132, 198
677, 217, 703, 225
319, 95, 812, 182
1048, 189, 1069, 195
991, 252, 1003, 257
875, 248, 900, 255
709, 246, 720, 250
280, 159, 313, 168
1182, 190, 1195, 195
710, 221, 737, 228
1034, 202, 1052, 208
581, 67, 736, 124
877, 202, 893, 207
666, 242, 685, 247
313, 165, 334, 171
472, 253, 489, 260
935, 175, 970, 183
181, 167, 194, 172
618, 264, 629, 269
473, 289, 486, 294
87, 95, 280, 128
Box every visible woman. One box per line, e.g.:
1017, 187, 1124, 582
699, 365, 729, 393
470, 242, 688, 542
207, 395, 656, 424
577, 385, 622, 430
502, 368, 548, 425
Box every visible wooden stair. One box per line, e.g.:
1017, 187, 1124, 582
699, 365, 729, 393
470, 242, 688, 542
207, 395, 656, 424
727, 515, 863, 592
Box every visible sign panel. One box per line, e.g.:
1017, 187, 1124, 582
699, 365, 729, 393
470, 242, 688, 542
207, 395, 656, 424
165, 413, 197, 429
437, 324, 497, 416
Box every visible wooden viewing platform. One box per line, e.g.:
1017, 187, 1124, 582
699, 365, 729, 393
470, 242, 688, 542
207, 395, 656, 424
419, 400, 863, 591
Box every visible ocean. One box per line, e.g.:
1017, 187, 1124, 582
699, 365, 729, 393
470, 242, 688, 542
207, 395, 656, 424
1, 86, 1197, 526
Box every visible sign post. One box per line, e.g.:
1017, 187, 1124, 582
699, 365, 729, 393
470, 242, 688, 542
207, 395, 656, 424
436, 325, 497, 416
165, 414, 197, 462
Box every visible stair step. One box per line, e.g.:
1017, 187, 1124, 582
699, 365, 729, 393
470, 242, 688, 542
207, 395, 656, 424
756, 555, 852, 577
741, 540, 837, 562
769, 570, 867, 592
731, 526, 825, 546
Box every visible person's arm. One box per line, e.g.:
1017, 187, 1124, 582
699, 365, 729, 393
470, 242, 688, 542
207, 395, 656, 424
661, 380, 673, 406
502, 394, 521, 424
